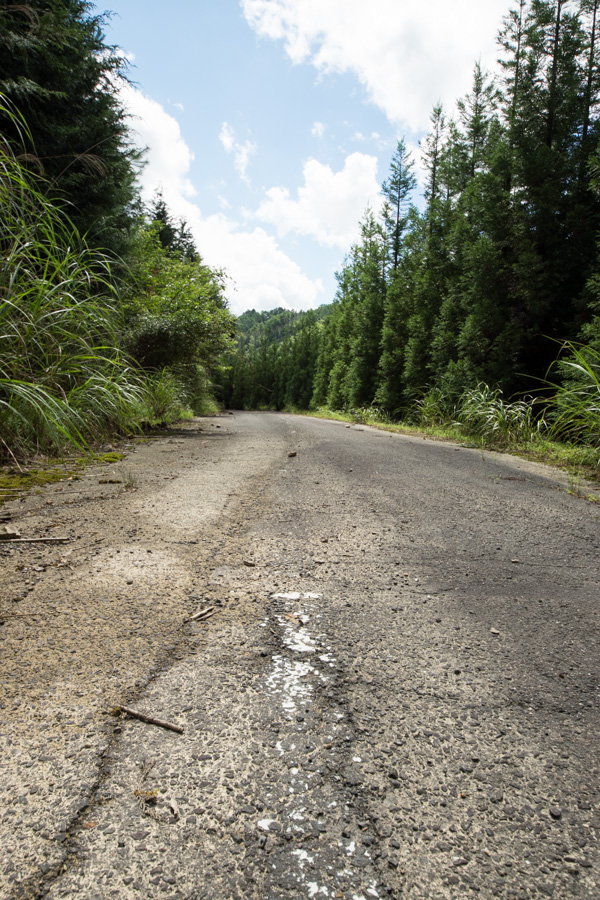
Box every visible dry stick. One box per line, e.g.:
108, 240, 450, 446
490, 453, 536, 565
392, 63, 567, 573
0, 536, 70, 543
0, 437, 23, 472
120, 706, 184, 734
188, 605, 214, 622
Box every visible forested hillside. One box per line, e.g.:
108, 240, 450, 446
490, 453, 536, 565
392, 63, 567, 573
236, 305, 333, 351
221, 306, 332, 410
0, 1, 235, 460
221, 0, 600, 453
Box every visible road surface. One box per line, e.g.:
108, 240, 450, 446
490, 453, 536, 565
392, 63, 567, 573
0, 412, 598, 899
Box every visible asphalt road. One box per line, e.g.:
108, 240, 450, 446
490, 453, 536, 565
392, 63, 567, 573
1, 412, 599, 900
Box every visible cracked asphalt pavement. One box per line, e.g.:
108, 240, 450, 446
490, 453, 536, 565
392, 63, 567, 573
0, 411, 599, 899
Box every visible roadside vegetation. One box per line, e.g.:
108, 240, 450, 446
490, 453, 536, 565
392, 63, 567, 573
0, 2, 235, 467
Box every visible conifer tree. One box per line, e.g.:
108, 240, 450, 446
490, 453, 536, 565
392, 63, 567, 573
381, 139, 416, 273
0, 0, 140, 256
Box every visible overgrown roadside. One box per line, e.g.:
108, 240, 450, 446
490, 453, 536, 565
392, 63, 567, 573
0, 413, 292, 899
291, 407, 600, 496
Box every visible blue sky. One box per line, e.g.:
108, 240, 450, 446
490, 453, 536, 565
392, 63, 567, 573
104, 0, 509, 316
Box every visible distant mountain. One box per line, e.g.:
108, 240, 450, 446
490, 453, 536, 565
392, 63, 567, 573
236, 304, 333, 349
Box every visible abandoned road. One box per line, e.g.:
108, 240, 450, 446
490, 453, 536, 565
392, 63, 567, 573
0, 412, 598, 900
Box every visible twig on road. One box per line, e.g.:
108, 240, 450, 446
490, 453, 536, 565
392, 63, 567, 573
119, 706, 184, 734
0, 536, 70, 543
188, 605, 215, 622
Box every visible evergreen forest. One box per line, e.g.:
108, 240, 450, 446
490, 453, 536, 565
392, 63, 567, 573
221, 0, 600, 458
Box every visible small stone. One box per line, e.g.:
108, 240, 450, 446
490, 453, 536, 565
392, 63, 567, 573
490, 628, 500, 636
243, 560, 256, 567
288, 451, 297, 458
388, 855, 399, 869
549, 806, 562, 820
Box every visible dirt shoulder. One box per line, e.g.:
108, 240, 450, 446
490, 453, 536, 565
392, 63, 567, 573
0, 414, 292, 899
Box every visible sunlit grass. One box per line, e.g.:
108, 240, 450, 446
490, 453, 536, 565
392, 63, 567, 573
0, 98, 196, 459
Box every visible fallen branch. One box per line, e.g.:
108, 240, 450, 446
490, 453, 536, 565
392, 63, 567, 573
119, 706, 184, 734
188, 605, 214, 622
0, 536, 70, 543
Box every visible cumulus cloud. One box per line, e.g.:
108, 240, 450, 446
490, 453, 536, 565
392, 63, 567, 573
219, 121, 257, 184
122, 82, 196, 200
241, 0, 508, 136
192, 217, 324, 313
119, 85, 322, 315
256, 152, 381, 248
311, 121, 325, 138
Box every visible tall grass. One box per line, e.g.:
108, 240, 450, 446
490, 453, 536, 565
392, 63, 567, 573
456, 384, 544, 445
0, 99, 147, 459
547, 342, 600, 448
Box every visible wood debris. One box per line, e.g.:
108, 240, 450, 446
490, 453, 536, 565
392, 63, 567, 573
188, 605, 215, 622
0, 536, 70, 544
119, 706, 184, 734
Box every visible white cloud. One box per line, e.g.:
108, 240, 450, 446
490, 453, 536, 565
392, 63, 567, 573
256, 152, 381, 249
353, 130, 381, 143
219, 121, 257, 184
241, 0, 508, 136
219, 121, 235, 153
192, 217, 324, 313
120, 86, 322, 315
311, 121, 325, 138
122, 82, 196, 200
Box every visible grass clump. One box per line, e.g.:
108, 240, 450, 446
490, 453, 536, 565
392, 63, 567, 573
546, 342, 600, 450
455, 385, 544, 446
